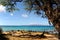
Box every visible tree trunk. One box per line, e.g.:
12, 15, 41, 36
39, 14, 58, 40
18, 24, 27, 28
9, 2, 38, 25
58, 32, 60, 40
54, 23, 60, 39
48, 18, 60, 39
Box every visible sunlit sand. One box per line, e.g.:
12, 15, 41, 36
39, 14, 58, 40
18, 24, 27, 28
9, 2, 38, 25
3, 30, 58, 40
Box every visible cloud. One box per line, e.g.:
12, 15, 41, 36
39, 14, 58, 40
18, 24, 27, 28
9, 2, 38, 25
22, 14, 28, 18
10, 13, 14, 16
0, 5, 6, 12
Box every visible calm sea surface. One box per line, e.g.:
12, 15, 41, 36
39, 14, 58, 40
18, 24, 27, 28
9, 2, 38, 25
0, 25, 55, 31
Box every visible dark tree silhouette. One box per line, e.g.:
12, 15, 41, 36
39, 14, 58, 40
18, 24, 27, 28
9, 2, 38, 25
0, 28, 9, 40
0, 0, 60, 39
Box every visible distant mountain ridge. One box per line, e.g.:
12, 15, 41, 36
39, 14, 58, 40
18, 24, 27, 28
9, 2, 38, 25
0, 25, 53, 27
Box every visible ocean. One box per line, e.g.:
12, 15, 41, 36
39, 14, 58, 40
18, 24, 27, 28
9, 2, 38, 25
0, 25, 55, 32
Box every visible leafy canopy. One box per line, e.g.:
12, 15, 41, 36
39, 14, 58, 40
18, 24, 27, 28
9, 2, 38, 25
0, 0, 60, 25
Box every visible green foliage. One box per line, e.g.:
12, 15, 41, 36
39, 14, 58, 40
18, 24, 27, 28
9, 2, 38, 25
0, 0, 60, 25
0, 0, 19, 12
0, 0, 60, 39
24, 0, 60, 25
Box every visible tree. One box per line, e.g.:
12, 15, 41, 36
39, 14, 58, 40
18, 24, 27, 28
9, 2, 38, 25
0, 0, 60, 39
0, 28, 9, 40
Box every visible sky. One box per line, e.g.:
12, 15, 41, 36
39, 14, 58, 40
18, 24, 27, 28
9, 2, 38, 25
0, 2, 49, 25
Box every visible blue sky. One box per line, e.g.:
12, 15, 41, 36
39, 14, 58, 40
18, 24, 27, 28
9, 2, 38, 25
0, 2, 49, 25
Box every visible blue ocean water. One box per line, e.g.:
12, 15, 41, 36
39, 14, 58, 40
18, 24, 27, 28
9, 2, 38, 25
0, 25, 55, 31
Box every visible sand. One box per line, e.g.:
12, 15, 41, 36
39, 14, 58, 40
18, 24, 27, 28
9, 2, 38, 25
3, 30, 58, 40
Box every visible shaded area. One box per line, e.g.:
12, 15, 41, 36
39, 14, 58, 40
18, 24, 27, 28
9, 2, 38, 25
11, 31, 47, 38
6, 30, 58, 40
0, 28, 9, 40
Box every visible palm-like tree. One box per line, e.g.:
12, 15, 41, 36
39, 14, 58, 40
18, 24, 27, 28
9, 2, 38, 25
0, 0, 60, 39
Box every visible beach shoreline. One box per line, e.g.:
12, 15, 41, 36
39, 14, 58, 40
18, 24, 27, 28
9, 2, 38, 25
2, 30, 58, 40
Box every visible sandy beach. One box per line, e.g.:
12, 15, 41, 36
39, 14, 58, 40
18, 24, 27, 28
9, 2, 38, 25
2, 30, 58, 40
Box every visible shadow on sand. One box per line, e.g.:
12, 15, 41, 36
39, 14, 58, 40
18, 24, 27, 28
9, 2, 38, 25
0, 28, 9, 40
15, 31, 47, 39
